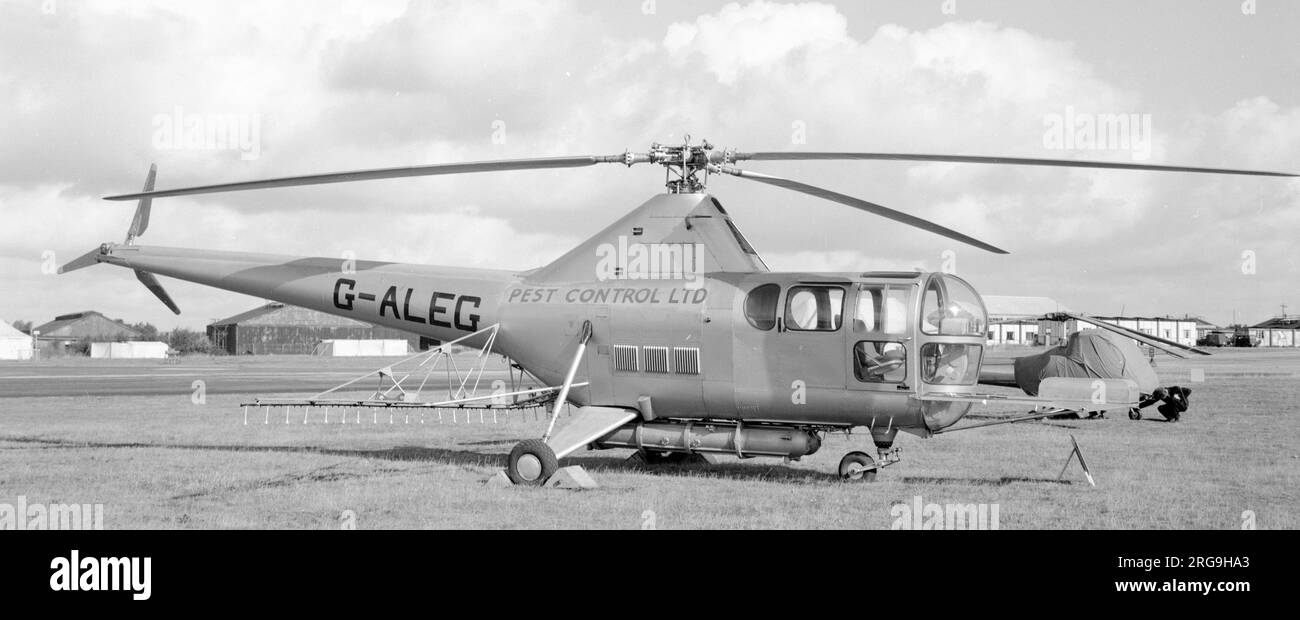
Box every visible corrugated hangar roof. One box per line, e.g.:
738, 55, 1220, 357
209, 303, 373, 328
981, 295, 1069, 319
32, 311, 141, 339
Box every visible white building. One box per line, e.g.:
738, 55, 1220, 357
1039, 316, 1198, 348
981, 296, 1069, 345
0, 320, 34, 360
312, 339, 410, 357
1249, 316, 1300, 347
89, 341, 171, 359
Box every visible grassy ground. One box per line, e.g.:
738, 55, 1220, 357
1, 348, 1297, 529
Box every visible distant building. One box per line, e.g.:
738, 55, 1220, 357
32, 311, 142, 355
1040, 315, 1198, 348
312, 339, 410, 357
1187, 315, 1221, 339
207, 303, 428, 355
90, 341, 171, 359
981, 296, 1068, 345
0, 319, 34, 361
1248, 316, 1300, 347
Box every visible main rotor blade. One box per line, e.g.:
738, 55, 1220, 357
710, 165, 1008, 254
733, 152, 1298, 177
104, 155, 625, 201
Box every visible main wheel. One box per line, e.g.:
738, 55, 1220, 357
1128, 408, 1142, 420
838, 451, 878, 482
507, 439, 559, 486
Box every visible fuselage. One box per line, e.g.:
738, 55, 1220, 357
96, 242, 986, 438
86, 192, 988, 440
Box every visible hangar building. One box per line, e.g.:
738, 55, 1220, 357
207, 303, 428, 355
32, 311, 142, 355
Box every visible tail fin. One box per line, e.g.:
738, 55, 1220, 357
125, 163, 157, 244
60, 164, 182, 314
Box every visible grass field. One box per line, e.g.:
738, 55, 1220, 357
1, 348, 1298, 529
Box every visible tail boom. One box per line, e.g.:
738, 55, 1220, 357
90, 243, 515, 342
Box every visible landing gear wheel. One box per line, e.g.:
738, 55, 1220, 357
1128, 408, 1142, 420
507, 439, 558, 486
839, 451, 878, 482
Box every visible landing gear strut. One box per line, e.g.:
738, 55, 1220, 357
838, 444, 901, 481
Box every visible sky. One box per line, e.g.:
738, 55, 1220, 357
1, 0, 1297, 330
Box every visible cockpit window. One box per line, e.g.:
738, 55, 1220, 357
744, 283, 780, 330
785, 286, 844, 331
920, 275, 987, 337
921, 343, 982, 385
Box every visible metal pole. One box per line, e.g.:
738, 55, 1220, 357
542, 321, 592, 442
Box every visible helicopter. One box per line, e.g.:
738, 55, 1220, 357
60, 138, 1294, 485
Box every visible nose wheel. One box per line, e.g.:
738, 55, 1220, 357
838, 451, 878, 482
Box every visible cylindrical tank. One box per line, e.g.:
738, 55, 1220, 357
596, 420, 821, 459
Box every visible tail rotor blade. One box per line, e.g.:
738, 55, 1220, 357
710, 164, 1009, 254
135, 270, 181, 315
58, 247, 104, 274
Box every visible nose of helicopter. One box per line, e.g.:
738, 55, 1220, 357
921, 399, 974, 433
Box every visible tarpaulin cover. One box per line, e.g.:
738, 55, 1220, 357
1013, 329, 1159, 395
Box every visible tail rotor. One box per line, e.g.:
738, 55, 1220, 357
59, 164, 182, 314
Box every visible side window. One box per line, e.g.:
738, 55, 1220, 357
785, 286, 844, 331
744, 284, 780, 330
854, 285, 908, 334
854, 286, 882, 332
854, 341, 907, 383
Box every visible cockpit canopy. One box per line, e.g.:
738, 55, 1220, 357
920, 274, 987, 338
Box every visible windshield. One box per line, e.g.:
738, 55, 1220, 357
920, 275, 987, 337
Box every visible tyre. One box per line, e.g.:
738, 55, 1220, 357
1128, 408, 1141, 420
838, 451, 878, 482
507, 439, 559, 486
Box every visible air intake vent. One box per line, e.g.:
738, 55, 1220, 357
673, 347, 701, 375
643, 346, 670, 373
612, 345, 639, 372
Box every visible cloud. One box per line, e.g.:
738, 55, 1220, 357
0, 0, 1296, 329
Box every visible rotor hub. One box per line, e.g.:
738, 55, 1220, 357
620, 136, 734, 193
